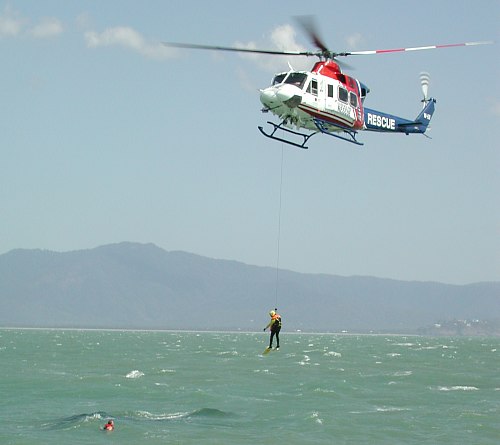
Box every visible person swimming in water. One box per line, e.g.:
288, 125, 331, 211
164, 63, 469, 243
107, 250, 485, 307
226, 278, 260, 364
103, 420, 114, 431
264, 309, 282, 349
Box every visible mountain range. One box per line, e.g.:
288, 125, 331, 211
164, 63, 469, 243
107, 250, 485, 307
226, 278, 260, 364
0, 242, 498, 334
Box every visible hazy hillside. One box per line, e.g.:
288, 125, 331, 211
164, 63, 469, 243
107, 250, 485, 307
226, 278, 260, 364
0, 242, 498, 333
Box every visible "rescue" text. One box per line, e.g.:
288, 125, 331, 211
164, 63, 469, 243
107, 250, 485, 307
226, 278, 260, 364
367, 113, 396, 130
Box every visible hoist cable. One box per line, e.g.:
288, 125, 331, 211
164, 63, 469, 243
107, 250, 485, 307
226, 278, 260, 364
274, 144, 285, 308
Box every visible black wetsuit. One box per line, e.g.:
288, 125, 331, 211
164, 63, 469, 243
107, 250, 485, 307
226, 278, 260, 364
269, 316, 282, 348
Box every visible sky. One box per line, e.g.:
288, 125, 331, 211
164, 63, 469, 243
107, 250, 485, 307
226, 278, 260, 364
1, 0, 499, 285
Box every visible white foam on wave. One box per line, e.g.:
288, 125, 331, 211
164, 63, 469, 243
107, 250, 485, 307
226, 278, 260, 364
375, 406, 411, 413
217, 350, 238, 356
436, 386, 479, 391
324, 351, 341, 358
298, 354, 311, 366
392, 371, 413, 377
350, 406, 411, 414
126, 370, 145, 379
137, 410, 187, 420
313, 387, 335, 394
310, 411, 323, 424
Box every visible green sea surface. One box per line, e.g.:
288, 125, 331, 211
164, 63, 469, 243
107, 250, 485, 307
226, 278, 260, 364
1, 329, 498, 444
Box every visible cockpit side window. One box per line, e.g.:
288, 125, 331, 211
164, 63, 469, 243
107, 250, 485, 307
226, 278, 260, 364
307, 79, 318, 95
338, 86, 348, 103
283, 72, 308, 89
349, 92, 358, 108
272, 73, 286, 85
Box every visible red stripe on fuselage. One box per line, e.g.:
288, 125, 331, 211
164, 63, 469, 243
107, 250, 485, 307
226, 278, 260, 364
298, 104, 359, 129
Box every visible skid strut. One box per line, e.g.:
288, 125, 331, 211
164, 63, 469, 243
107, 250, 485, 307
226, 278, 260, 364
313, 119, 364, 146
258, 121, 318, 149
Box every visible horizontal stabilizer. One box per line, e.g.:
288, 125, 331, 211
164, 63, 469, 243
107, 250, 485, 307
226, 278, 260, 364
397, 121, 423, 127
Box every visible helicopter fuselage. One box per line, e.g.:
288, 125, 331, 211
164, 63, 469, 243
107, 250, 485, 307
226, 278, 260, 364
259, 59, 435, 148
260, 60, 366, 133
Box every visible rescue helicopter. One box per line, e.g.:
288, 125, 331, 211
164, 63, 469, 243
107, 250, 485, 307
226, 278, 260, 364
163, 17, 492, 148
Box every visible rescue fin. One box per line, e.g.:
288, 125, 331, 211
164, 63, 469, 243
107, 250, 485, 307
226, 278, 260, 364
413, 98, 436, 133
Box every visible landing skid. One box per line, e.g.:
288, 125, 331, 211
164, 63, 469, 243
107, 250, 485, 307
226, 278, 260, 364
258, 121, 318, 149
313, 118, 364, 146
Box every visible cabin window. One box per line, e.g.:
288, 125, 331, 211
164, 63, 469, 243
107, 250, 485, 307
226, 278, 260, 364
283, 72, 308, 89
307, 79, 318, 95
327, 84, 334, 98
338, 86, 348, 103
349, 92, 358, 108
272, 73, 286, 85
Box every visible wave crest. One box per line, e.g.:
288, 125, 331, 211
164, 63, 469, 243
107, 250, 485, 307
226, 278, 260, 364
125, 370, 144, 379
42, 411, 110, 430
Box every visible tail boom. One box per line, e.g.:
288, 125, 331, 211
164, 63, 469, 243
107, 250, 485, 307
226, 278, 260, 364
364, 98, 436, 135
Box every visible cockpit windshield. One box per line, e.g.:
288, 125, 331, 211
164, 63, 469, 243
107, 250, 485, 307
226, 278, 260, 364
283, 72, 308, 89
272, 73, 287, 85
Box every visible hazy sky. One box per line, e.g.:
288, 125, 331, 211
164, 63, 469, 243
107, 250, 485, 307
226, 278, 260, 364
1, 0, 499, 284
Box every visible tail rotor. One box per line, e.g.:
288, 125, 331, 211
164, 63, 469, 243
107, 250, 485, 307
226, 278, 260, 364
420, 72, 430, 104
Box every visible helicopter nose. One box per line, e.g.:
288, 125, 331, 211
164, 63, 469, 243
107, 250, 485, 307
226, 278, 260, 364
259, 88, 278, 107
275, 84, 302, 108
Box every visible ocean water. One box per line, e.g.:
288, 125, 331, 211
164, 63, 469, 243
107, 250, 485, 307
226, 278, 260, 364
1, 329, 498, 444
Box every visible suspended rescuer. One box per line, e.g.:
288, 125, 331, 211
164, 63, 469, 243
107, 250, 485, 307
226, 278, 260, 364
264, 309, 282, 349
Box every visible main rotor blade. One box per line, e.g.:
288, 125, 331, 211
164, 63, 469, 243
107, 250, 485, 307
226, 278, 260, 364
162, 41, 318, 57
294, 15, 329, 54
348, 40, 493, 56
